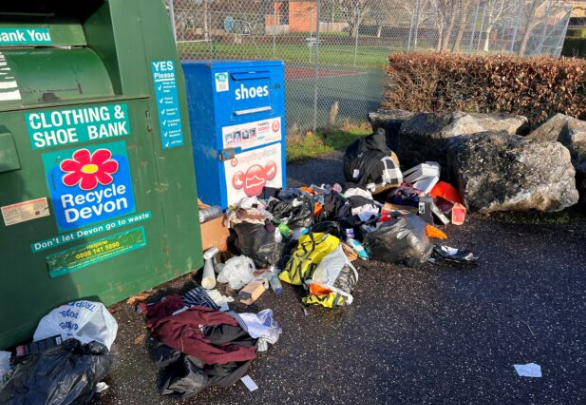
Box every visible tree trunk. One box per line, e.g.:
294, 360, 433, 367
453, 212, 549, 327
440, 10, 458, 53
483, 26, 493, 52
452, 3, 470, 53
376, 24, 382, 38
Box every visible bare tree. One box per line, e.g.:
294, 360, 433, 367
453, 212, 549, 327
429, 0, 459, 52
518, 0, 564, 56
338, 0, 371, 37
482, 0, 514, 51
452, 0, 475, 53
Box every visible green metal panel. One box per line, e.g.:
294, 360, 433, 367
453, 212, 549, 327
0, 0, 202, 349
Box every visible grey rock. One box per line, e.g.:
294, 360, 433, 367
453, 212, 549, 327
577, 160, 586, 209
368, 109, 415, 151
398, 112, 529, 169
527, 113, 586, 166
448, 132, 579, 213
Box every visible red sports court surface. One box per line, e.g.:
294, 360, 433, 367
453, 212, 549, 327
285, 66, 365, 80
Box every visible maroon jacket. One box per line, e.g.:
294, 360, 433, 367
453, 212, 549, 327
148, 305, 256, 365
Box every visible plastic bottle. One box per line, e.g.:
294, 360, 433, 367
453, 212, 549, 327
348, 239, 369, 260
266, 267, 283, 295
199, 206, 223, 223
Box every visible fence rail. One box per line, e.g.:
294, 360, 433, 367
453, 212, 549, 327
169, 0, 572, 134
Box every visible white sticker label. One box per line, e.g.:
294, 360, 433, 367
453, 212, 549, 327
221, 117, 282, 150
215, 72, 229, 92
0, 52, 20, 101
353, 169, 360, 179
224, 143, 282, 205
1, 197, 50, 226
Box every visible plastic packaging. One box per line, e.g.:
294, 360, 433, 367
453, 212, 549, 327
363, 214, 433, 267
265, 267, 283, 295
199, 206, 223, 223
0, 350, 11, 382
304, 245, 359, 308
347, 239, 369, 259
433, 245, 479, 265
217, 255, 257, 290
33, 301, 118, 350
0, 339, 112, 405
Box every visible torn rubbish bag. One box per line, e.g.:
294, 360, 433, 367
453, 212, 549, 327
0, 339, 112, 405
364, 214, 433, 267
303, 245, 359, 308
233, 222, 286, 268
279, 232, 340, 285
268, 194, 315, 229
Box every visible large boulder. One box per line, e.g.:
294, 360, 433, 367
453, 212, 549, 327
577, 161, 586, 209
526, 113, 586, 166
398, 112, 529, 169
368, 109, 416, 151
448, 132, 579, 213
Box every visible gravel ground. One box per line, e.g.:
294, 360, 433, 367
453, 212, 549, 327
92, 153, 586, 405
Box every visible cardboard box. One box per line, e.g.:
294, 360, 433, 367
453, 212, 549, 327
201, 215, 230, 252
238, 281, 266, 305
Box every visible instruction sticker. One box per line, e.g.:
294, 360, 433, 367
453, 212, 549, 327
0, 52, 21, 101
31, 211, 151, 253
0, 28, 52, 46
222, 117, 282, 150
42, 141, 136, 232
1, 197, 50, 226
152, 60, 184, 149
215, 72, 229, 92
47, 226, 147, 278
25, 104, 130, 150
224, 143, 282, 205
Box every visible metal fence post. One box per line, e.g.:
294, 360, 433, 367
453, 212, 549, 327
353, 9, 360, 66
168, 0, 177, 41
313, 0, 321, 134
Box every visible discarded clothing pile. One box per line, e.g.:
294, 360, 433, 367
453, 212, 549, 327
140, 288, 281, 399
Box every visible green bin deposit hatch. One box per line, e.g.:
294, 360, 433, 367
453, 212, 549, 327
0, 0, 202, 349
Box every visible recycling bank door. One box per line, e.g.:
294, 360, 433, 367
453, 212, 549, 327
182, 61, 286, 208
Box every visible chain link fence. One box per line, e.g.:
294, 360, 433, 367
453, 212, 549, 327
169, 0, 572, 134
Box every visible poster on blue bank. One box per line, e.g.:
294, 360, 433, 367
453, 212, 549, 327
42, 141, 136, 233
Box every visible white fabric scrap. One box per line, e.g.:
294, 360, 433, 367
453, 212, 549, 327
514, 363, 542, 377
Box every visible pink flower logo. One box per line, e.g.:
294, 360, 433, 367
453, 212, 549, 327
60, 149, 119, 191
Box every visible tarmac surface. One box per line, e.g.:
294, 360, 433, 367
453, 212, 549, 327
93, 152, 586, 405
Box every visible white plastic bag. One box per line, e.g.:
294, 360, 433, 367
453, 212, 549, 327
33, 301, 118, 350
217, 256, 257, 289
0, 351, 11, 382
305, 245, 359, 305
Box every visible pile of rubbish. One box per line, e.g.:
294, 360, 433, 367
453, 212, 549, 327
0, 301, 117, 404
0, 130, 479, 403
197, 130, 477, 315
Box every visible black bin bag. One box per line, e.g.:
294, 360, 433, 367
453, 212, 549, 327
233, 222, 286, 268
0, 339, 112, 405
363, 214, 433, 267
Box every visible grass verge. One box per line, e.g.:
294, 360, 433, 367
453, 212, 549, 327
286, 125, 371, 163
